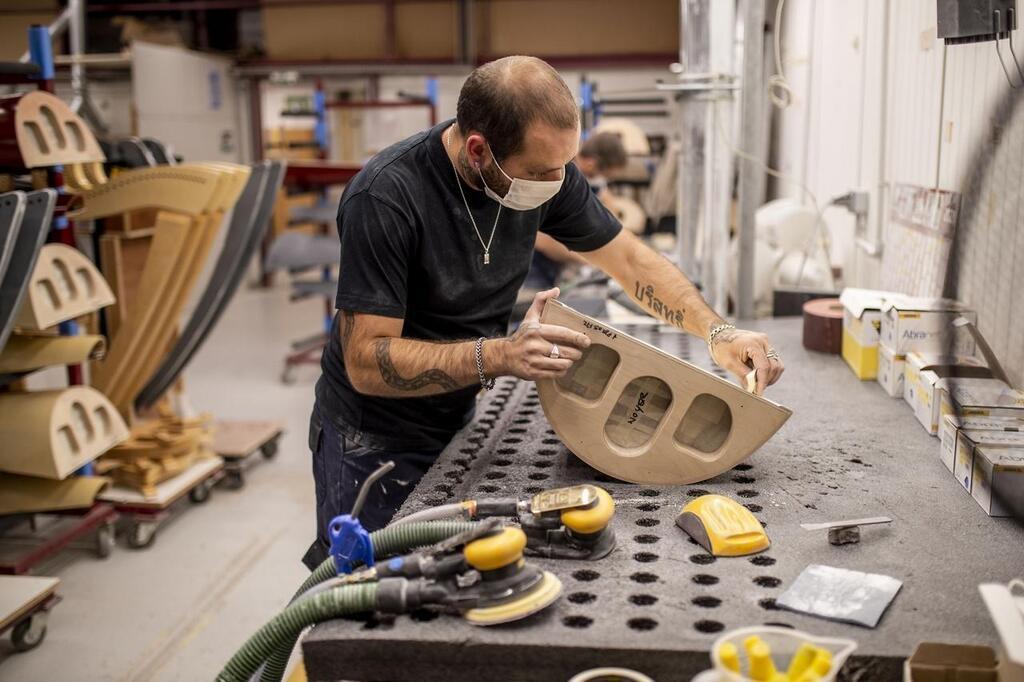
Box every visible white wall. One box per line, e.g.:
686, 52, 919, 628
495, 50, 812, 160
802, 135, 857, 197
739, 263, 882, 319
772, 0, 1017, 290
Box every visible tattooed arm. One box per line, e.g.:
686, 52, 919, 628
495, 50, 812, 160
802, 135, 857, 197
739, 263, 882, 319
580, 231, 784, 394
339, 297, 590, 397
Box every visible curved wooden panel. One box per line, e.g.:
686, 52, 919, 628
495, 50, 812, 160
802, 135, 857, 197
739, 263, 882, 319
0, 192, 26, 298
536, 300, 792, 484
0, 190, 55, 352
0, 386, 129, 480
66, 165, 224, 219
137, 161, 282, 409
0, 91, 105, 170
112, 165, 250, 410
15, 243, 116, 330
0, 333, 106, 375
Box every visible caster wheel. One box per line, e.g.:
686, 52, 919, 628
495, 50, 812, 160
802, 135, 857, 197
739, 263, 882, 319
95, 522, 115, 559
189, 479, 212, 504
128, 521, 157, 549
222, 469, 245, 490
260, 439, 279, 459
11, 613, 48, 652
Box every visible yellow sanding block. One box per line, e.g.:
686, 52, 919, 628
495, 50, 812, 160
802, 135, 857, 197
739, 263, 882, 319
676, 494, 770, 557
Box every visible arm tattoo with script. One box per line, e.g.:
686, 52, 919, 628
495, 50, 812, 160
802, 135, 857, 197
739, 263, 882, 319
373, 338, 460, 392
633, 281, 685, 329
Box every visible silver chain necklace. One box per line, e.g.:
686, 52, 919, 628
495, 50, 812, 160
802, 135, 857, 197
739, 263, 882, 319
445, 126, 501, 265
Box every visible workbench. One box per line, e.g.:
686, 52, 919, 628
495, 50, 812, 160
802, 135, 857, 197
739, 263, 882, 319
303, 318, 1024, 682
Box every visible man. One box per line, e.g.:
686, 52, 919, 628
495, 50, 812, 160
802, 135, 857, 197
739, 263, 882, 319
303, 56, 784, 569
524, 132, 628, 291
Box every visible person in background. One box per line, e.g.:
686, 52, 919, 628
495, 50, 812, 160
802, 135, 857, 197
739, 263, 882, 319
523, 132, 629, 290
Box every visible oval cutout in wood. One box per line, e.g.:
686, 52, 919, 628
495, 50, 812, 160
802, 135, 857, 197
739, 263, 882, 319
675, 393, 732, 453
605, 376, 673, 449
556, 344, 620, 401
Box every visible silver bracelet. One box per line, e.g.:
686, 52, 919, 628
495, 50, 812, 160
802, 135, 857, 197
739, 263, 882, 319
475, 337, 495, 391
707, 322, 736, 348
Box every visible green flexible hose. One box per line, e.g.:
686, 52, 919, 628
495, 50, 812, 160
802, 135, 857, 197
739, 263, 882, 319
255, 520, 478, 682
217, 583, 377, 682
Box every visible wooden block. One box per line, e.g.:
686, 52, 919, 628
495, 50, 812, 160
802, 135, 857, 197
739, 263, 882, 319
536, 300, 792, 485
0, 386, 130, 479
14, 243, 116, 330
212, 420, 284, 457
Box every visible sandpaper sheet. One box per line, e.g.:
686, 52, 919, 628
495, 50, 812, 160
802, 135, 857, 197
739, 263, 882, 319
776, 564, 903, 628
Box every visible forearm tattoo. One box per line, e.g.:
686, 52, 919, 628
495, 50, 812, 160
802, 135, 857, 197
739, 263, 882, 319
633, 281, 685, 329
373, 338, 459, 391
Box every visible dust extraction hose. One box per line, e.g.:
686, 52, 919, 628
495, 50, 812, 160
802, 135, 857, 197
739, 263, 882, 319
247, 520, 478, 682
217, 583, 378, 682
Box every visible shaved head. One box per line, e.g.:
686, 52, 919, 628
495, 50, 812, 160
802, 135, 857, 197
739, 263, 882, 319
456, 56, 579, 162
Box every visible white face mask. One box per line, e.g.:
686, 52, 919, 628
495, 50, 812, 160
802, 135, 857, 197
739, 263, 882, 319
478, 144, 564, 211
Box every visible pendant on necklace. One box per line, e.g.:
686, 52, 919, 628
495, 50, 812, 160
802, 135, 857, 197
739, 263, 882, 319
483, 252, 490, 265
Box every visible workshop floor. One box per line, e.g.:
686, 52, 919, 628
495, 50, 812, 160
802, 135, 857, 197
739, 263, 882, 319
0, 283, 324, 681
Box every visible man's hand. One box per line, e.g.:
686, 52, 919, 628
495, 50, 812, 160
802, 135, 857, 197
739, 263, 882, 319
709, 328, 785, 396
489, 288, 591, 380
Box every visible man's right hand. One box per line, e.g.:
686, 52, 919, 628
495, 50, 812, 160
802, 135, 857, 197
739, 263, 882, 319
489, 288, 591, 381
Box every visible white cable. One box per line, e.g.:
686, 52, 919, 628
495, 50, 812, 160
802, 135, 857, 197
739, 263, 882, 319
767, 0, 794, 109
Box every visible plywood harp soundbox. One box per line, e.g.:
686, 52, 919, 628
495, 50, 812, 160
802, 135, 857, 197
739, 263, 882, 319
15, 243, 116, 330
536, 300, 792, 485
0, 386, 130, 480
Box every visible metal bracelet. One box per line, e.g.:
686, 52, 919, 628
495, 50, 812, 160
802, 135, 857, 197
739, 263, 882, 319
475, 337, 495, 391
706, 322, 736, 348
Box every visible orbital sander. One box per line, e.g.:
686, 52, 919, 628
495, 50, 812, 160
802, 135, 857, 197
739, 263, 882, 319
394, 483, 617, 561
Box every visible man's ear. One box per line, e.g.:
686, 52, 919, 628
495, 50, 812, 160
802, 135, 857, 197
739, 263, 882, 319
464, 133, 488, 169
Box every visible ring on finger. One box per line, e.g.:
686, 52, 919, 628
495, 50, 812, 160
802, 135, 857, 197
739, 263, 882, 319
766, 348, 780, 360
549, 343, 561, 359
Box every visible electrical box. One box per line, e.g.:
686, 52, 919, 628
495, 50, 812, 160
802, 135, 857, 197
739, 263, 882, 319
937, 0, 1017, 44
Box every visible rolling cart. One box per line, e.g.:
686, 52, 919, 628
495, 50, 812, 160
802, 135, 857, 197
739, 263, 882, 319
212, 420, 284, 490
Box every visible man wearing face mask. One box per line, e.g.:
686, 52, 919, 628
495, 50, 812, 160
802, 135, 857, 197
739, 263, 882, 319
303, 55, 785, 569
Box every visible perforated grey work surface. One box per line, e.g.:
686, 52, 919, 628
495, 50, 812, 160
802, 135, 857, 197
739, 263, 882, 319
303, 319, 1024, 682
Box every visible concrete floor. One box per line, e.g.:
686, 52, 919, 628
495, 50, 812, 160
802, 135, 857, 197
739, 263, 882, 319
0, 283, 326, 681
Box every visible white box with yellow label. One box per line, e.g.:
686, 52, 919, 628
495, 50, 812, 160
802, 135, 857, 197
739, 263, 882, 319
903, 353, 991, 434
877, 345, 905, 397
940, 413, 1024, 475
952, 428, 1024, 493
937, 377, 1024, 423
840, 288, 900, 380
879, 296, 976, 355
971, 446, 1024, 517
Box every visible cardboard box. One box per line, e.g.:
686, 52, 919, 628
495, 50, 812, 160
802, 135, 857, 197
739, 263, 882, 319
938, 377, 1024, 422
903, 353, 991, 434
877, 345, 905, 397
880, 296, 976, 355
972, 446, 1024, 517
940, 414, 1024, 476
840, 288, 900, 379
905, 642, 998, 682
953, 429, 1024, 493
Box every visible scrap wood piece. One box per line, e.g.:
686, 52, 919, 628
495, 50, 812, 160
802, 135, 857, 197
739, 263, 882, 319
0, 90, 106, 170
14, 243, 116, 330
0, 190, 55, 352
0, 386, 130, 480
0, 333, 106, 374
98, 445, 214, 497
212, 419, 285, 457
536, 299, 792, 485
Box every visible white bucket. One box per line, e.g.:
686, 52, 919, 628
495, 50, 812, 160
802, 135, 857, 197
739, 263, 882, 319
706, 626, 857, 682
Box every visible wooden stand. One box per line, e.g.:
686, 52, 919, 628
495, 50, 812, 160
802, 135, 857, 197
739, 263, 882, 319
98, 456, 224, 549
0, 575, 60, 652
212, 419, 284, 489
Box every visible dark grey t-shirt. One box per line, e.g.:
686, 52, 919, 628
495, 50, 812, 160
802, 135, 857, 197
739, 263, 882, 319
315, 119, 621, 451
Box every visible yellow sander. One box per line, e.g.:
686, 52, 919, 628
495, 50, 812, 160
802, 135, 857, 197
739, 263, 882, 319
394, 484, 617, 561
